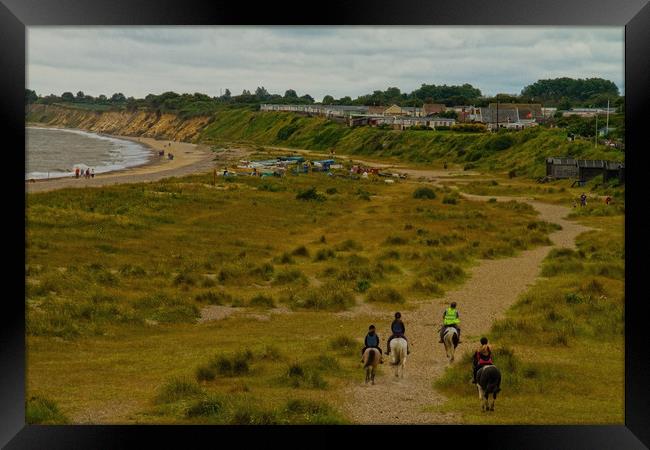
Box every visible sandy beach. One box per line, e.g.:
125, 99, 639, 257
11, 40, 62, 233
26, 134, 247, 194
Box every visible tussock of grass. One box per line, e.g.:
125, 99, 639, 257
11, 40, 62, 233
155, 378, 204, 404
26, 396, 69, 424
291, 245, 310, 257
283, 282, 355, 311
365, 286, 404, 304
329, 335, 358, 355
272, 269, 307, 286
413, 187, 437, 199
249, 294, 276, 308
194, 290, 234, 305
313, 248, 336, 261
334, 239, 363, 252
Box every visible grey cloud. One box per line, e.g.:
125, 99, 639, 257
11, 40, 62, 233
27, 26, 624, 100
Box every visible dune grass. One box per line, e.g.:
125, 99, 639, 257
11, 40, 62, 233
26, 156, 575, 424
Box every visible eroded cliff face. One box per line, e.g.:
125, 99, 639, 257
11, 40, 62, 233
26, 104, 211, 143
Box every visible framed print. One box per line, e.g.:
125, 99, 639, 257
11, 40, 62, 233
2, 0, 649, 447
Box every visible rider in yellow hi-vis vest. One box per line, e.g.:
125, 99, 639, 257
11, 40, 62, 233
439, 301, 461, 343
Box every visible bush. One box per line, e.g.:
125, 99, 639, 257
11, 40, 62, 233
325, 187, 338, 195
413, 187, 437, 199
296, 187, 325, 202
210, 351, 252, 376
366, 286, 404, 304
356, 279, 371, 293
26, 396, 69, 424
249, 262, 274, 281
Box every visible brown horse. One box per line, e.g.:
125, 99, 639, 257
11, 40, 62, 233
362, 348, 381, 385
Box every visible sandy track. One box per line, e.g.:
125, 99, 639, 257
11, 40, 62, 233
343, 194, 592, 424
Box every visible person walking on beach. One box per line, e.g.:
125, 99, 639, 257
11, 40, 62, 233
75, 167, 80, 179
85, 168, 90, 179
91, 168, 95, 179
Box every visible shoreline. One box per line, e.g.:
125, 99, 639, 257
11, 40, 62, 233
25, 126, 227, 194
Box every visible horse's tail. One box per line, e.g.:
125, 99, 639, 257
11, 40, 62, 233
364, 349, 375, 368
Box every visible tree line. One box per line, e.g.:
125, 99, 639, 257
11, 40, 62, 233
25, 77, 623, 113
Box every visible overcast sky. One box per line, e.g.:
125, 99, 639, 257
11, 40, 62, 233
27, 26, 624, 101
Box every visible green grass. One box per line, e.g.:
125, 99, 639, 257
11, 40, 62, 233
26, 396, 70, 424
25, 153, 592, 424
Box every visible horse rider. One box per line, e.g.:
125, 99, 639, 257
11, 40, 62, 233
439, 301, 461, 343
386, 312, 410, 355
361, 325, 384, 364
472, 337, 493, 384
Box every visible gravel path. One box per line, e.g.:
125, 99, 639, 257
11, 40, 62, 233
342, 193, 592, 424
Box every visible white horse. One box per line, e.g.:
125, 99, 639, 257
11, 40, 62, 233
442, 327, 459, 363
362, 348, 381, 385
389, 337, 407, 378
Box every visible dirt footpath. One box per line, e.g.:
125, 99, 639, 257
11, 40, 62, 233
343, 194, 592, 424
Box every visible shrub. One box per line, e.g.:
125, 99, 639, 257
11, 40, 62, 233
283, 363, 328, 389
118, 264, 146, 277
413, 187, 437, 199
296, 187, 325, 202
325, 187, 338, 195
26, 396, 69, 424
366, 286, 404, 304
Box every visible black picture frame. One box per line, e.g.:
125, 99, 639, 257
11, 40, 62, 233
3, 1, 649, 447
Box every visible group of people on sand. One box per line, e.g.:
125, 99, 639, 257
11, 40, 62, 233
74, 167, 94, 179
360, 302, 495, 384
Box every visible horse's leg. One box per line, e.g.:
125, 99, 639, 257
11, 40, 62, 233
371, 367, 375, 385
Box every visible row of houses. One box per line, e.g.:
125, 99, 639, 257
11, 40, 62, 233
546, 157, 625, 183
260, 103, 618, 131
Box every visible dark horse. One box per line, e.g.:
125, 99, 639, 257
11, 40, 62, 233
476, 365, 501, 411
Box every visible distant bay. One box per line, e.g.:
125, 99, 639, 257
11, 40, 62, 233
26, 127, 152, 180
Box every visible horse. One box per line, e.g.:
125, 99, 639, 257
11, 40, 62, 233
476, 365, 501, 412
442, 326, 459, 363
389, 337, 407, 378
362, 348, 381, 385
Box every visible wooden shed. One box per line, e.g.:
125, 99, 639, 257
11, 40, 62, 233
546, 158, 578, 179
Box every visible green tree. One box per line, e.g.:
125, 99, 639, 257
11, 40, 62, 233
322, 95, 334, 105
110, 93, 126, 103
61, 92, 74, 102
284, 89, 298, 99
25, 89, 38, 104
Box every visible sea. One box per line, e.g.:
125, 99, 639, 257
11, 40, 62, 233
26, 127, 152, 180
